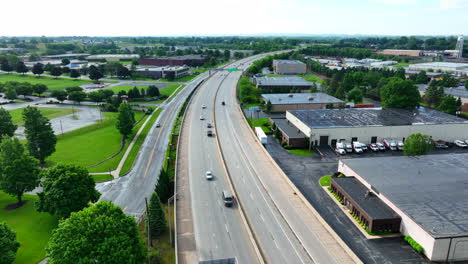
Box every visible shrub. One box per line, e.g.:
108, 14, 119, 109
404, 235, 424, 254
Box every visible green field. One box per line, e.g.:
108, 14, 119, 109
297, 74, 326, 85
0, 74, 93, 91
47, 111, 145, 172
120, 108, 162, 176
105, 85, 146, 94
0, 191, 60, 264
161, 84, 183, 96
392, 62, 410, 67
286, 148, 314, 156
8, 107, 76, 124
319, 175, 332, 186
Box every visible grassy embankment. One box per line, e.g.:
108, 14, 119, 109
0, 74, 93, 91
8, 107, 76, 125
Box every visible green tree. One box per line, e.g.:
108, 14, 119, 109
424, 83, 444, 107
15, 83, 33, 98
46, 201, 147, 264
23, 106, 57, 164
415, 71, 428, 84
0, 136, 40, 205
155, 169, 172, 202
403, 133, 433, 156
309, 82, 318, 93
380, 78, 421, 109
437, 94, 459, 115
89, 65, 103, 82
68, 91, 86, 104
36, 164, 100, 218
147, 85, 160, 97
265, 100, 272, 113
0, 108, 17, 140
0, 222, 20, 264
32, 63, 44, 76
69, 69, 81, 79
465, 81, 468, 91
4, 86, 17, 100
334, 86, 346, 100
15, 62, 28, 75
65, 86, 83, 93
51, 90, 67, 102
88, 91, 103, 104
61, 58, 70, 66
347, 87, 363, 103
33, 84, 47, 96
148, 192, 167, 237
50, 66, 62, 78
1, 61, 13, 73
116, 103, 135, 137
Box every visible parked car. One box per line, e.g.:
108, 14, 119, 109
454, 140, 468, 148
335, 143, 346, 155
206, 171, 213, 180
340, 142, 353, 153
368, 143, 379, 152
397, 141, 404, 151
383, 139, 397, 151
376, 142, 386, 151
352, 142, 363, 153
434, 140, 449, 149
360, 142, 368, 151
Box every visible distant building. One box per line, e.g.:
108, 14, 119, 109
273, 60, 307, 75
139, 55, 209, 67
409, 62, 468, 76
134, 66, 189, 79
253, 76, 315, 92
0, 48, 26, 54
261, 93, 343, 112
378, 49, 422, 57
86, 54, 140, 62
41, 53, 90, 60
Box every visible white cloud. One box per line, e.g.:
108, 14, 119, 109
370, 0, 418, 5
440, 0, 468, 9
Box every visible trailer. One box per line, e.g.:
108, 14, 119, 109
255, 127, 267, 145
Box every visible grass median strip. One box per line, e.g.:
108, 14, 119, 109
119, 108, 162, 176
286, 148, 314, 156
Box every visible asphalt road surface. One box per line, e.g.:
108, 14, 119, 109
96, 72, 209, 217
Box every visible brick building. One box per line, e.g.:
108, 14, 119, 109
139, 55, 209, 67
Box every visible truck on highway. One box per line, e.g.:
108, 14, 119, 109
255, 127, 267, 145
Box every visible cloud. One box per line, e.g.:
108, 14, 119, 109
370, 0, 418, 5
440, 0, 468, 9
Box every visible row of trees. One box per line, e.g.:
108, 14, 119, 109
424, 83, 463, 115
247, 52, 291, 74
0, 81, 48, 100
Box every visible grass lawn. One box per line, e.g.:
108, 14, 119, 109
286, 148, 314, 156
297, 74, 326, 85
91, 174, 113, 182
105, 85, 147, 94
161, 84, 183, 97
8, 107, 77, 125
191, 68, 207, 73
0, 191, 60, 264
264, 74, 283, 77
159, 74, 199, 82
120, 108, 162, 176
247, 117, 272, 134
392, 62, 410, 67
319, 175, 332, 186
0, 73, 93, 91
46, 111, 145, 173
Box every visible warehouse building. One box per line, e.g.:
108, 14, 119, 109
253, 76, 314, 92
134, 66, 189, 79
409, 62, 468, 76
378, 49, 422, 57
261, 93, 343, 112
139, 55, 209, 67
337, 154, 468, 262
86, 54, 140, 62
286, 107, 468, 146
273, 118, 307, 148
273, 60, 307, 75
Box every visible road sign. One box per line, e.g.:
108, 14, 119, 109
227, 68, 238, 72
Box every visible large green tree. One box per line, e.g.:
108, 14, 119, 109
89, 65, 103, 82
437, 94, 459, 115
32, 63, 44, 76
380, 78, 421, 109
116, 103, 135, 137
0, 222, 20, 264
33, 84, 48, 96
23, 106, 57, 164
424, 83, 444, 107
465, 81, 468, 91
155, 169, 172, 202
403, 133, 433, 156
36, 164, 101, 218
15, 62, 28, 75
0, 108, 17, 140
0, 136, 40, 204
347, 87, 363, 103
148, 192, 167, 237
265, 100, 272, 113
68, 91, 86, 104
46, 201, 147, 264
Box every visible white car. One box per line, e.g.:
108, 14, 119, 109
360, 142, 368, 151
352, 142, 363, 153
454, 140, 468, 148
397, 141, 404, 151
368, 143, 379, 152
344, 142, 353, 153
376, 142, 386, 151
202, 104, 207, 109
200, 116, 204, 120
205, 171, 213, 180
465, 140, 468, 145
335, 143, 346, 155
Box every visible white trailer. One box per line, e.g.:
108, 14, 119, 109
255, 127, 268, 145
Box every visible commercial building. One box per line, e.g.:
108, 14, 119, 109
134, 66, 189, 79
41, 53, 90, 60
337, 154, 468, 262
261, 93, 343, 112
86, 54, 140, 61
409, 62, 468, 77
273, 60, 307, 75
273, 118, 307, 148
286, 107, 468, 146
253, 76, 315, 92
378, 49, 422, 57
139, 55, 209, 67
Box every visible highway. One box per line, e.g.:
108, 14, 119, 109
179, 54, 361, 263
96, 72, 208, 217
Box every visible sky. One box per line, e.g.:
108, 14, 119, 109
1, 0, 467, 36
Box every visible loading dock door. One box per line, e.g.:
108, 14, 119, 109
371, 137, 377, 143
319, 136, 329, 146
331, 139, 337, 146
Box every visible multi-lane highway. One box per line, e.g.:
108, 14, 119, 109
178, 54, 361, 264
96, 72, 209, 217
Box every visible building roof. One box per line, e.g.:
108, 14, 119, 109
135, 66, 188, 72
261, 93, 342, 105
409, 62, 468, 70
273, 118, 305, 139
418, 84, 468, 98
255, 76, 314, 87
341, 153, 468, 238
86, 54, 140, 59
273, 59, 305, 65
288, 107, 468, 129
154, 55, 208, 61
332, 177, 400, 220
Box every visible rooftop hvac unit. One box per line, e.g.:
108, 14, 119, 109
308, 96, 314, 101
288, 94, 293, 97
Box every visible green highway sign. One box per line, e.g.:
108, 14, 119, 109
227, 68, 238, 72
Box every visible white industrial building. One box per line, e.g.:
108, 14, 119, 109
273, 59, 307, 75
409, 62, 468, 76
86, 54, 140, 61
338, 154, 468, 262
286, 107, 468, 146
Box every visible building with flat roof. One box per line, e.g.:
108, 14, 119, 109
41, 53, 90, 60
273, 60, 307, 75
409, 62, 468, 76
134, 66, 189, 79
86, 54, 140, 61
261, 93, 343, 112
379, 49, 422, 57
273, 118, 307, 148
139, 55, 209, 67
338, 154, 468, 262
286, 107, 468, 146
253, 76, 314, 92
